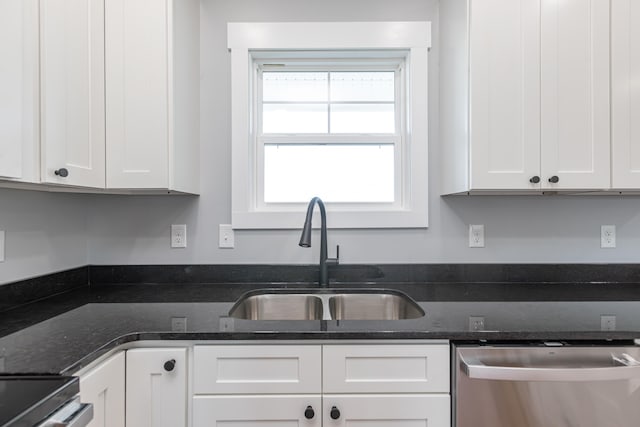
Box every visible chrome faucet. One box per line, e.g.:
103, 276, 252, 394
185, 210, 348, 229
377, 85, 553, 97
299, 197, 339, 286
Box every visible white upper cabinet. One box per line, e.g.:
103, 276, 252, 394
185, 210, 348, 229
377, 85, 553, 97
469, 0, 541, 190
442, 0, 611, 194
0, 0, 39, 182
612, 0, 640, 189
40, 0, 106, 188
105, 0, 199, 193
540, 0, 610, 190
1, 0, 198, 193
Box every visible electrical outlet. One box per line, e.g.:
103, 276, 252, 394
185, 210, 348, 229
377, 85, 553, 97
469, 224, 485, 248
0, 230, 4, 262
469, 316, 485, 331
601, 315, 616, 331
219, 224, 235, 249
171, 317, 187, 332
171, 224, 187, 248
601, 225, 616, 248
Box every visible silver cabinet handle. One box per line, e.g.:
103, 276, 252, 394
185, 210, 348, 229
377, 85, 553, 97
460, 355, 640, 382
63, 403, 93, 427
37, 399, 93, 427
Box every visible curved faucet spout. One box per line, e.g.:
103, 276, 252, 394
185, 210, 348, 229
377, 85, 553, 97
299, 197, 339, 286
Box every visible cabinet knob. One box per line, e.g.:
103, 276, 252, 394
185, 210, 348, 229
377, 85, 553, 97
54, 168, 69, 178
548, 175, 559, 183
330, 406, 340, 420
163, 359, 176, 372
304, 406, 315, 420
529, 176, 540, 184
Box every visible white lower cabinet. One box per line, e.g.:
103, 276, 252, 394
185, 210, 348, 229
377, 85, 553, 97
192, 344, 450, 427
79, 352, 125, 427
126, 348, 187, 427
77, 343, 449, 427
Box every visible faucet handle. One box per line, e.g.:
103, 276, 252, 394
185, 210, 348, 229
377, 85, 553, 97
327, 245, 340, 266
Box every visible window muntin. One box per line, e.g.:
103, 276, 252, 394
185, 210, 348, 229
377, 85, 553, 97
261, 70, 397, 134
256, 58, 404, 206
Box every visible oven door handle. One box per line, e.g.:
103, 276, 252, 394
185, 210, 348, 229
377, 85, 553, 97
37, 398, 93, 427
460, 355, 640, 382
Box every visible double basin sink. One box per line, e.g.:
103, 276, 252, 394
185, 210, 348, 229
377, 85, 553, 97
228, 288, 424, 321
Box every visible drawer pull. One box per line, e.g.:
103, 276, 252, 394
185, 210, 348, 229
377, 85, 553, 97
304, 406, 315, 419
164, 359, 176, 372
54, 168, 69, 178
330, 406, 340, 420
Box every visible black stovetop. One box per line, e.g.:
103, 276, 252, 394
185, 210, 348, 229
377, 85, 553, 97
0, 376, 78, 427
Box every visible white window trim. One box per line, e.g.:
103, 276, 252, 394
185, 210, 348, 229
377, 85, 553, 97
228, 22, 431, 229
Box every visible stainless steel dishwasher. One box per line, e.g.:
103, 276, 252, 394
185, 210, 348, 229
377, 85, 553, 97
454, 343, 640, 427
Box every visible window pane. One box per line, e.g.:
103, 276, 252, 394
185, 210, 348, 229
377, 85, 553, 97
330, 104, 395, 133
330, 72, 395, 102
263, 104, 328, 133
264, 144, 395, 203
263, 72, 328, 102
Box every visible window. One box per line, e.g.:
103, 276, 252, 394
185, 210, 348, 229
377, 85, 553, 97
228, 22, 431, 229
259, 61, 402, 205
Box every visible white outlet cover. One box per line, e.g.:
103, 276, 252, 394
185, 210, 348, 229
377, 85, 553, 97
469, 224, 485, 248
219, 224, 235, 249
601, 225, 616, 248
0, 230, 4, 262
171, 224, 187, 248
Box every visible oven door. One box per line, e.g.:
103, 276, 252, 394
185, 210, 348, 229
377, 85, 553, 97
455, 345, 640, 427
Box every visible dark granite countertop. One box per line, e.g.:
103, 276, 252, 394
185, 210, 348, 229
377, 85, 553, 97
2, 281, 640, 376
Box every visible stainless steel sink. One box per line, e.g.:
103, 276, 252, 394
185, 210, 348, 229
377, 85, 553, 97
328, 292, 424, 320
228, 289, 424, 321
228, 294, 324, 320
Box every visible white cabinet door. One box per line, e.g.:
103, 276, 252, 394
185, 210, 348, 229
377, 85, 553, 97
540, 0, 610, 190
40, 0, 105, 188
126, 348, 187, 427
105, 0, 169, 189
193, 395, 322, 427
0, 0, 39, 182
79, 352, 125, 427
323, 395, 450, 427
469, 0, 541, 190
612, 0, 640, 189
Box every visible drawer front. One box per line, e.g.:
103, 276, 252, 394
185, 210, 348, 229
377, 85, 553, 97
323, 344, 450, 393
194, 345, 322, 394
193, 395, 322, 427
323, 394, 451, 427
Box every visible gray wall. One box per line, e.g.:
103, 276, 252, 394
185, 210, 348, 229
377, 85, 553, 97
86, 0, 640, 266
0, 188, 88, 284
4, 0, 640, 286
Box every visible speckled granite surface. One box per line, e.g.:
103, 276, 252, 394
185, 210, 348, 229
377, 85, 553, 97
1, 281, 640, 376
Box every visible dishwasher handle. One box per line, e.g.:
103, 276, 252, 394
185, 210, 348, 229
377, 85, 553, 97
460, 354, 640, 382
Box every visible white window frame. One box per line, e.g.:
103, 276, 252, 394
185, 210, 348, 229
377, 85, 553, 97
228, 22, 431, 229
